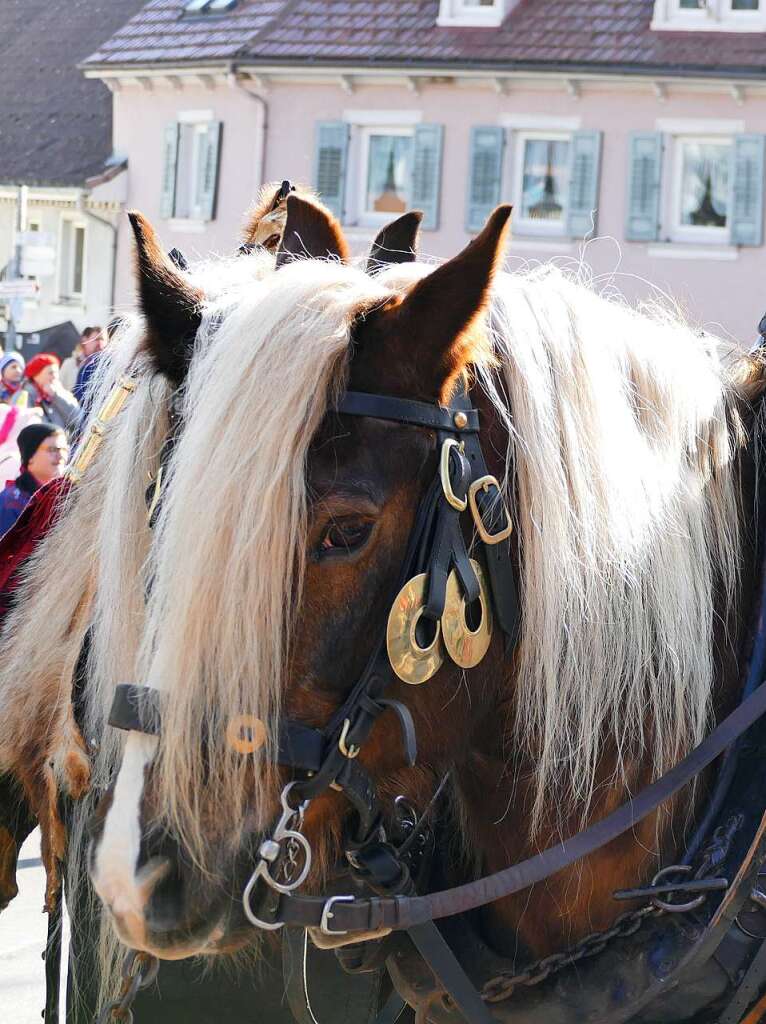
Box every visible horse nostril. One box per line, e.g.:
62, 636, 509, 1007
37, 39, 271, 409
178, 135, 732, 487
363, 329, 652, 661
143, 855, 185, 933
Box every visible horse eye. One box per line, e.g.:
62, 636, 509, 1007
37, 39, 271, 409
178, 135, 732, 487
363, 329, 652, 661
319, 519, 373, 557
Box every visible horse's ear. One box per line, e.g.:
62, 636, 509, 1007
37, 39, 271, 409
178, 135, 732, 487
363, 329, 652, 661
240, 180, 296, 253
276, 194, 349, 267
128, 211, 203, 385
363, 205, 511, 401
367, 211, 422, 275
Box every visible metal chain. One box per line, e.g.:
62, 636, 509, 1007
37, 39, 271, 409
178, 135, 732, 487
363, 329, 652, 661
94, 950, 160, 1024
482, 817, 742, 1005
482, 904, 660, 1003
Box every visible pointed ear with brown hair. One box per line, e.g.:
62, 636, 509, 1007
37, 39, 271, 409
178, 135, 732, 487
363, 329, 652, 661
351, 205, 512, 403
276, 194, 349, 268
367, 211, 423, 275
128, 211, 204, 385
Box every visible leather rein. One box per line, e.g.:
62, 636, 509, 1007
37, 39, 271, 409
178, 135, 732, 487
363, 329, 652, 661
108, 387, 766, 1023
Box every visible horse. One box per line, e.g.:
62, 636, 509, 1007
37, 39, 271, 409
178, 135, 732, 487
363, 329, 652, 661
0, 189, 426, 1018
3, 192, 766, 1021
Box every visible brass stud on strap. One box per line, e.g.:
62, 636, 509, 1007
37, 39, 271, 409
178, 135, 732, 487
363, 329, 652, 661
226, 714, 267, 755
453, 411, 468, 430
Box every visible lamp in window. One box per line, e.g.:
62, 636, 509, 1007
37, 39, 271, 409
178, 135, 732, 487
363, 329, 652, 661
529, 143, 563, 222
689, 169, 727, 228
374, 150, 407, 214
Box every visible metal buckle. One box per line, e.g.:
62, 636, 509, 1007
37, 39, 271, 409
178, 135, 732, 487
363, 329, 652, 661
242, 782, 312, 931
468, 476, 513, 545
338, 718, 361, 759
440, 439, 467, 512
320, 894, 355, 936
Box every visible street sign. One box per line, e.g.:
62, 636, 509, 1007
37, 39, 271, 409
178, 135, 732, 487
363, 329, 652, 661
0, 279, 39, 299
20, 245, 56, 277
17, 231, 54, 247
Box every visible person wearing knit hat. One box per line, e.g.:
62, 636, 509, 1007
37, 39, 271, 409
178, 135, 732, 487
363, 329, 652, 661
16, 351, 80, 438
0, 352, 25, 402
0, 421, 69, 536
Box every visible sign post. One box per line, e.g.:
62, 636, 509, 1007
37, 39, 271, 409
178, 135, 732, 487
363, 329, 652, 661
4, 185, 29, 355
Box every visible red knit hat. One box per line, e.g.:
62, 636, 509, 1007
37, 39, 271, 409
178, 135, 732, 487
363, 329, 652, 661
24, 353, 60, 380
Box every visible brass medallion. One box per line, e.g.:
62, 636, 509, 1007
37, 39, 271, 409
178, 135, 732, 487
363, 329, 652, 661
226, 715, 268, 755
386, 573, 444, 685
441, 559, 493, 669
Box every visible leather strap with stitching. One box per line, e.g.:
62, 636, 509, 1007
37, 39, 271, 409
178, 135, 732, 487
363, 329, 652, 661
273, 678, 766, 934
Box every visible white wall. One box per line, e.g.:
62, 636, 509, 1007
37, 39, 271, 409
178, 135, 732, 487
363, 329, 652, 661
0, 187, 120, 341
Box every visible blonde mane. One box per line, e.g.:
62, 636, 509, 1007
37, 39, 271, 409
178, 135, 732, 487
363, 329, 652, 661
0, 252, 745, 958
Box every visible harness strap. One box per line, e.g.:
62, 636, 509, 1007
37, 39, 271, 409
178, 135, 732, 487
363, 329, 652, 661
274, 678, 766, 934
109, 684, 326, 773
719, 937, 766, 1024
336, 393, 480, 435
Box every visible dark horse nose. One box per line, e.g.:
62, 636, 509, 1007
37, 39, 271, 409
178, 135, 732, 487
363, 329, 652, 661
138, 832, 189, 935
136, 830, 230, 947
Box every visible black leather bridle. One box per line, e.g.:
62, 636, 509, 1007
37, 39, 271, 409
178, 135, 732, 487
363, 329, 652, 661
108, 385, 766, 1024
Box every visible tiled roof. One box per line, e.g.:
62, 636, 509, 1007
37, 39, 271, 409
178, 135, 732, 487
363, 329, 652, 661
83, 0, 766, 77
0, 0, 148, 188
86, 0, 290, 65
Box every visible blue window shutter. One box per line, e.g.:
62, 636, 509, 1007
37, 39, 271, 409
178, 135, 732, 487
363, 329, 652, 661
566, 130, 602, 238
160, 122, 180, 219
731, 134, 765, 247
466, 126, 505, 233
196, 121, 222, 222
412, 124, 444, 231
625, 132, 663, 242
314, 122, 349, 221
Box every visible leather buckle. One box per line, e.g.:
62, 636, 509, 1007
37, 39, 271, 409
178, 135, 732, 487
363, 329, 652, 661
320, 894, 355, 935
468, 476, 513, 545
440, 439, 468, 512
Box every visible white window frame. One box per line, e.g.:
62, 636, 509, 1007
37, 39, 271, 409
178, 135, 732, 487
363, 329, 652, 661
356, 125, 415, 229
511, 130, 572, 238
669, 134, 733, 244
57, 215, 87, 304
652, 0, 766, 32
437, 0, 508, 27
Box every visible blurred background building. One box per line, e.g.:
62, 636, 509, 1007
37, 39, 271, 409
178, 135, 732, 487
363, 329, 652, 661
5, 0, 766, 349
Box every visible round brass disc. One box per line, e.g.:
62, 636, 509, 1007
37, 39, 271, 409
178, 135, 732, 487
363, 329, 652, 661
227, 715, 268, 755
386, 573, 444, 685
442, 559, 493, 669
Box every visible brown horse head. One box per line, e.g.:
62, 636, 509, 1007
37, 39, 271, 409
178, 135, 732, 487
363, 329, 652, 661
88, 194, 756, 968
88, 196, 511, 957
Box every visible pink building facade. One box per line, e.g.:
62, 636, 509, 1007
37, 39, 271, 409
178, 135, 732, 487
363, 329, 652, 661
85, 0, 766, 345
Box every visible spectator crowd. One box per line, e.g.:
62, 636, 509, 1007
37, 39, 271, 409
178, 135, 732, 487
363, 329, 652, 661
0, 323, 113, 534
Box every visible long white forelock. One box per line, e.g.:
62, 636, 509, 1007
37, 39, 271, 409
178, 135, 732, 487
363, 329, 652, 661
136, 259, 392, 865
477, 265, 740, 829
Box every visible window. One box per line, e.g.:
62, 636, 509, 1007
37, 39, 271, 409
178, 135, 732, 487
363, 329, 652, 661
626, 130, 765, 247
437, 0, 509, 27
59, 220, 86, 302
515, 133, 572, 234
652, 0, 765, 30
360, 128, 413, 224
160, 119, 222, 222
313, 119, 444, 231
183, 0, 236, 13
673, 137, 731, 240
466, 123, 602, 238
